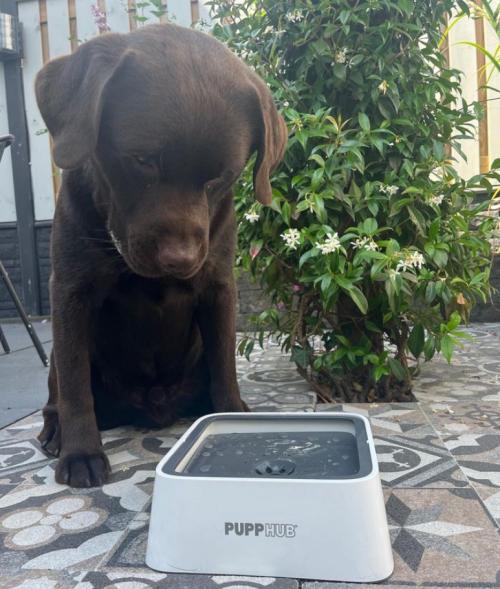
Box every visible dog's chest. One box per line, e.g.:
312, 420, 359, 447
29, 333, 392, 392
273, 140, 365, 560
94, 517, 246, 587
93, 274, 199, 372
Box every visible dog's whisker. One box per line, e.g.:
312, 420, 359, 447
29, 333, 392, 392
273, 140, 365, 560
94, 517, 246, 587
79, 237, 115, 244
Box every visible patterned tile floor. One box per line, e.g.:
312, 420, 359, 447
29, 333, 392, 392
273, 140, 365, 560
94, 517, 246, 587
0, 326, 500, 588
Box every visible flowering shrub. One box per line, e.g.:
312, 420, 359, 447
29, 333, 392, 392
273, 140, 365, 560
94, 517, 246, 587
211, 0, 500, 401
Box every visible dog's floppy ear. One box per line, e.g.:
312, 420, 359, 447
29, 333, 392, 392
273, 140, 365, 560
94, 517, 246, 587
250, 79, 288, 205
35, 35, 129, 169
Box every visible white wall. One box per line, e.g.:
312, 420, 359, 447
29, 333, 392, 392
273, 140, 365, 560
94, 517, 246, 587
484, 10, 500, 166
18, 0, 55, 222
0, 63, 16, 223
448, 14, 481, 178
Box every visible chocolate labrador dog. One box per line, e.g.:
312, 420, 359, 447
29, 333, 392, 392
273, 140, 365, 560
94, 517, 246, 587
35, 24, 287, 488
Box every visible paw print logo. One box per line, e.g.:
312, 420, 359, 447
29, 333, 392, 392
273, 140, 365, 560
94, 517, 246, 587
0, 496, 106, 549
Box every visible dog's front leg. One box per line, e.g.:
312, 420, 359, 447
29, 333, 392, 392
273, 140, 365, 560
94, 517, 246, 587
49, 282, 110, 487
197, 280, 249, 412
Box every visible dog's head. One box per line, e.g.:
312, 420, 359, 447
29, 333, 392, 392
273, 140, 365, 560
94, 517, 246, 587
36, 25, 287, 279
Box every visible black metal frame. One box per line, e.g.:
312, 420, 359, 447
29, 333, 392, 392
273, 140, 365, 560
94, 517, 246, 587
1, 0, 41, 317
0, 134, 48, 366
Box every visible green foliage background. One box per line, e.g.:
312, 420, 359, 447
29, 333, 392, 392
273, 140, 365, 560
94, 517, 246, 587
210, 0, 499, 401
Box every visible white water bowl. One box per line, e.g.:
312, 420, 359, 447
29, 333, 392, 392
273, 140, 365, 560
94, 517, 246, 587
146, 412, 393, 583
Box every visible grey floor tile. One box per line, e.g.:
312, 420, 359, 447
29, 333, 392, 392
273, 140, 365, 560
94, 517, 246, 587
0, 320, 52, 354
421, 401, 500, 435
0, 346, 51, 428
80, 571, 299, 587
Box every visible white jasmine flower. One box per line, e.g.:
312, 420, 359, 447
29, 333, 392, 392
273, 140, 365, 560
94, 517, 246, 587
334, 48, 348, 64
287, 10, 303, 23
429, 194, 444, 205
283, 100, 290, 108
244, 210, 260, 223
352, 236, 379, 251
396, 251, 425, 272
378, 79, 389, 94
380, 184, 398, 196
281, 228, 301, 250
316, 233, 341, 254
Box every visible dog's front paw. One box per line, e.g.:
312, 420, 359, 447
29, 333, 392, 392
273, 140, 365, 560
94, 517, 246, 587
55, 451, 111, 488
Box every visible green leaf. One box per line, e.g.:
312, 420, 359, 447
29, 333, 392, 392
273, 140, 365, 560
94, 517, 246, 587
335, 276, 352, 289
433, 250, 448, 268
429, 219, 440, 241
441, 334, 454, 363
432, 140, 445, 160
407, 206, 426, 235
350, 54, 364, 66
366, 321, 382, 333
385, 279, 397, 313
333, 63, 347, 81
371, 258, 387, 279
362, 218, 378, 235
295, 130, 308, 151
299, 249, 316, 269
460, 41, 500, 73
424, 335, 436, 360
447, 311, 461, 331
309, 153, 325, 167
378, 97, 395, 120
343, 285, 368, 314
425, 282, 436, 303
358, 112, 370, 132
291, 346, 311, 369
388, 357, 407, 381
371, 136, 386, 155
408, 325, 425, 357
339, 9, 350, 24
367, 200, 379, 216
374, 364, 390, 382
320, 274, 332, 293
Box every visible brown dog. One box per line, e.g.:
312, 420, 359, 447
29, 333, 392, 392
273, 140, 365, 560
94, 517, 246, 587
35, 24, 287, 488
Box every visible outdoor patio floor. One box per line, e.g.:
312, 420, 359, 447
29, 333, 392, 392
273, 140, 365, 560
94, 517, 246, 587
0, 322, 499, 588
